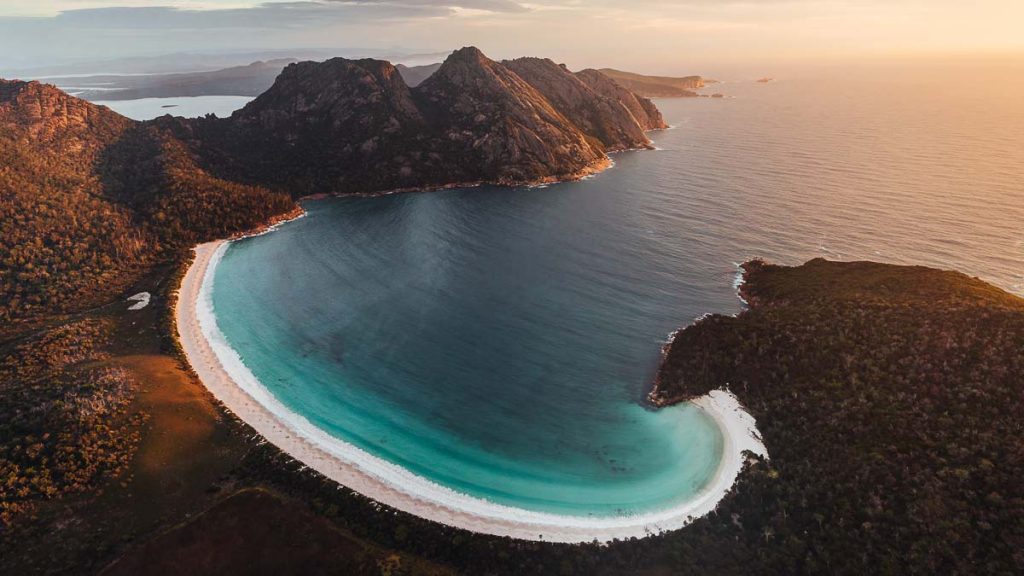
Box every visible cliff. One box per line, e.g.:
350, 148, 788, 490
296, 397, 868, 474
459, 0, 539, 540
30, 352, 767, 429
0, 79, 132, 152
575, 69, 668, 131
503, 57, 651, 151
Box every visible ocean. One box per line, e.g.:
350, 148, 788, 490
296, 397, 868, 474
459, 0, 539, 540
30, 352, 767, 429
92, 95, 254, 120
207, 64, 1024, 521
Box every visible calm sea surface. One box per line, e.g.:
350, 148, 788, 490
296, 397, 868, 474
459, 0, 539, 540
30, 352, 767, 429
92, 95, 253, 120
210, 67, 1024, 516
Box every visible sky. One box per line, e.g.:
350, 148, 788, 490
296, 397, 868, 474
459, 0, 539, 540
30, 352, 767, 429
1, 0, 1023, 74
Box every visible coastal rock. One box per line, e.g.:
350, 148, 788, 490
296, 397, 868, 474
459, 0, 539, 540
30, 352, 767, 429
575, 69, 668, 131
503, 57, 651, 151
415, 47, 606, 185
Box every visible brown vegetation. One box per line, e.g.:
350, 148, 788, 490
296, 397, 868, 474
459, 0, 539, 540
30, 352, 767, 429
0, 319, 141, 526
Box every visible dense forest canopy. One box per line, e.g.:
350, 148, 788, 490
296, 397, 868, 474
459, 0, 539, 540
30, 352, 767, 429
650, 259, 1024, 574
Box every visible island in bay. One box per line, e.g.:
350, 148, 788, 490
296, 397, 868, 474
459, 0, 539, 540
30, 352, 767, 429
1, 38, 1023, 576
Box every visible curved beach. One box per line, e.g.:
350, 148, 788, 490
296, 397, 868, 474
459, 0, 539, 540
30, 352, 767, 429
176, 239, 768, 543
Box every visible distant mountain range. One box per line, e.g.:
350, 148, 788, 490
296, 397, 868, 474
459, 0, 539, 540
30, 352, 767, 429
36, 59, 709, 103
53, 60, 299, 101
395, 63, 443, 87
0, 47, 665, 326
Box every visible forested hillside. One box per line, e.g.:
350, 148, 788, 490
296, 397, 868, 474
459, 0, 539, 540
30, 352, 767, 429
652, 259, 1024, 574
0, 81, 297, 333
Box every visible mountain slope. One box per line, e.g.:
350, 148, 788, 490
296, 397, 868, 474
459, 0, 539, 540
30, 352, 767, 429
414, 47, 607, 185
184, 57, 433, 195
0, 80, 295, 328
0, 81, 144, 325
575, 69, 668, 131
186, 47, 659, 195
503, 57, 651, 151
395, 62, 442, 87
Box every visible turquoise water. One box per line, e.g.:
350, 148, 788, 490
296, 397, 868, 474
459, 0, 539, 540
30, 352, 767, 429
211, 186, 727, 516
211, 70, 1024, 518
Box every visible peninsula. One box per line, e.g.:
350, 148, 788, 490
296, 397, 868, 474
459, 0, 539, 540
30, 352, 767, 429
2, 44, 1022, 576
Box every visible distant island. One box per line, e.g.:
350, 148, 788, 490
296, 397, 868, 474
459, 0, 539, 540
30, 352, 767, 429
44, 58, 712, 105
47, 59, 298, 101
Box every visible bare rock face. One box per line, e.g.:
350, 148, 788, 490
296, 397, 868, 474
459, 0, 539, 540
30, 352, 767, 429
191, 57, 436, 195
414, 47, 606, 186
575, 69, 668, 132
0, 80, 132, 154
502, 57, 651, 152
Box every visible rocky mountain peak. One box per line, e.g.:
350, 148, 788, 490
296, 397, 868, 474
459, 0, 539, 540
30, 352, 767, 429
0, 79, 132, 148
234, 57, 421, 126
502, 58, 651, 151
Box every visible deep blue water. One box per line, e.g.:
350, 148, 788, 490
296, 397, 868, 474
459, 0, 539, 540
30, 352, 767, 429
211, 72, 1023, 517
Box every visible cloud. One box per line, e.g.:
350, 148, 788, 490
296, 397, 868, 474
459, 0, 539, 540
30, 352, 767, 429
338, 0, 529, 13
48, 2, 454, 29
0, 0, 1019, 73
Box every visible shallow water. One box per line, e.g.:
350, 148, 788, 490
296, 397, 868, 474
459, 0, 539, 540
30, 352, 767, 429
210, 68, 1023, 518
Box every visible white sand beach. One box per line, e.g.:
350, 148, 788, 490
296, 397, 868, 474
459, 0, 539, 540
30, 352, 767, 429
176, 240, 768, 543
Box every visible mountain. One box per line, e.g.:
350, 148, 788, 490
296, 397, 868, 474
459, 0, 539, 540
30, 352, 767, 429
575, 69, 668, 131
0, 47, 664, 326
185, 47, 659, 196
413, 47, 607, 186
58, 59, 297, 101
0, 80, 141, 325
395, 63, 442, 87
0, 80, 294, 328
503, 57, 651, 151
598, 68, 704, 98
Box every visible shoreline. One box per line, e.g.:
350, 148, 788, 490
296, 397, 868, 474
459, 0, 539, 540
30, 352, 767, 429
176, 238, 768, 543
